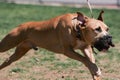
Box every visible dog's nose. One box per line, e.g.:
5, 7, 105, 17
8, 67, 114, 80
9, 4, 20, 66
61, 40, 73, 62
103, 35, 112, 39
103, 35, 115, 47
107, 35, 112, 39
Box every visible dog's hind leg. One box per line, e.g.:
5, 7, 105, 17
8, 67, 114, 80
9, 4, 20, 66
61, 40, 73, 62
0, 27, 25, 52
0, 41, 31, 70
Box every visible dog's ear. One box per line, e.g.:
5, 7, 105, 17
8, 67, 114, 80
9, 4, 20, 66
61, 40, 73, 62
77, 12, 86, 26
73, 12, 86, 39
97, 10, 104, 21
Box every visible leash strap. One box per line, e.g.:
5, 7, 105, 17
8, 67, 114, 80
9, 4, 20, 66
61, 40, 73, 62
86, 0, 93, 18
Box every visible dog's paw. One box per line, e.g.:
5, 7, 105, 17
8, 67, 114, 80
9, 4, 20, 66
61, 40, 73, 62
96, 68, 101, 76
93, 67, 102, 80
93, 76, 101, 80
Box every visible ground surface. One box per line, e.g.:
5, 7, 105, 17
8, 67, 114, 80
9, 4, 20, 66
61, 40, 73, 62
0, 2, 120, 80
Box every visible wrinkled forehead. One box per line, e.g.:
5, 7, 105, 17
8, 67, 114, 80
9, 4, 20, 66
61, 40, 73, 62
86, 19, 108, 29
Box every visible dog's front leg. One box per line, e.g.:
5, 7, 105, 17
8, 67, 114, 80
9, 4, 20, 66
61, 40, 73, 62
81, 46, 101, 80
82, 45, 95, 63
63, 48, 101, 80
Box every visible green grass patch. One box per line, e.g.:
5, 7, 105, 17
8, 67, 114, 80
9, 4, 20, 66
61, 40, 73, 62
10, 67, 27, 73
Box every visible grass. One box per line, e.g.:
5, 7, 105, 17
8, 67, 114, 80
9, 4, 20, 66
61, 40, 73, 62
0, 2, 120, 80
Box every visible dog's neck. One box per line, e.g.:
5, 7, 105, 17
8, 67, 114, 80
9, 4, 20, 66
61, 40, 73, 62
72, 18, 87, 43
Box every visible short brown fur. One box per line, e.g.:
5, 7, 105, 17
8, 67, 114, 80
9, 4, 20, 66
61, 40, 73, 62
0, 12, 111, 80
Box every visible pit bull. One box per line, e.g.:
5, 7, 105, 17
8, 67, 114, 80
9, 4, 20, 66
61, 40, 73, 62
0, 11, 114, 80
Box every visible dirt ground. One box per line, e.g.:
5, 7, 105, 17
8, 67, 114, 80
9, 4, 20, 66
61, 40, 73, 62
0, 45, 120, 80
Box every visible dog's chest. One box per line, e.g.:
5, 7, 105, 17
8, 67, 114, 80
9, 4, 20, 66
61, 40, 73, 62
74, 40, 86, 49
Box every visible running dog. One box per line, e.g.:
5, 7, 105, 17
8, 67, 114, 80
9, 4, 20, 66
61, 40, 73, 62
0, 11, 114, 80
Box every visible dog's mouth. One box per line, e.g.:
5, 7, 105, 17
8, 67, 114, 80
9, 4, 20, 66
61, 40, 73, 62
93, 35, 115, 51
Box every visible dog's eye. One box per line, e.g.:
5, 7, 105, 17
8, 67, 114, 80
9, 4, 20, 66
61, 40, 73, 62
95, 27, 102, 32
106, 28, 109, 31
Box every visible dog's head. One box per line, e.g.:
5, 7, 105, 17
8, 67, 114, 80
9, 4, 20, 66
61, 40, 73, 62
74, 11, 115, 51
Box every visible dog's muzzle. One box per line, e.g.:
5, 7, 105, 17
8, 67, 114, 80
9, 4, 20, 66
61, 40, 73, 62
93, 35, 115, 51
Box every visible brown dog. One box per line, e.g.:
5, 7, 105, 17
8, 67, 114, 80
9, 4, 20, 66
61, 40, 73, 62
0, 11, 114, 80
